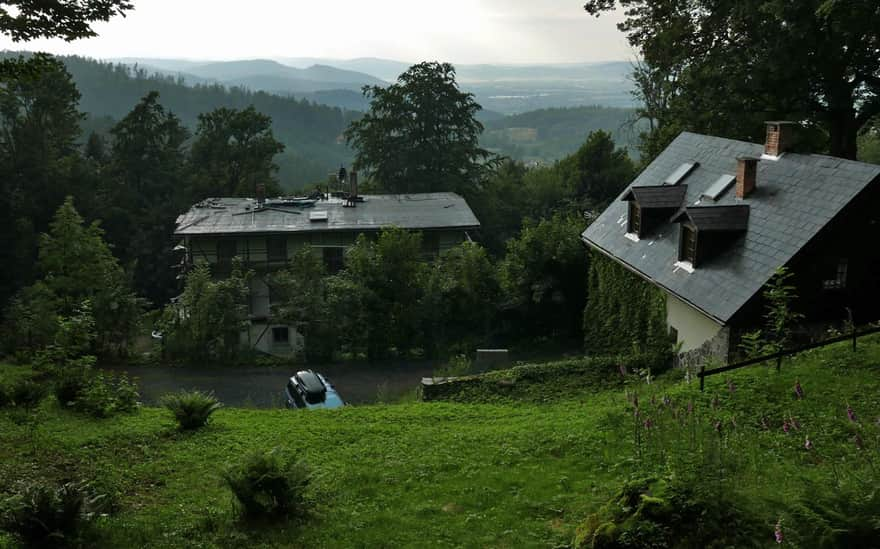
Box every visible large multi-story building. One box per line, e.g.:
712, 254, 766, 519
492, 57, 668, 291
174, 191, 481, 356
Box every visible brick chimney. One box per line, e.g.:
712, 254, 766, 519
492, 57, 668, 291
350, 170, 358, 199
256, 183, 266, 207
764, 121, 796, 157
736, 157, 759, 199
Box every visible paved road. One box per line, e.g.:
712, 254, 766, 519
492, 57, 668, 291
103, 360, 439, 408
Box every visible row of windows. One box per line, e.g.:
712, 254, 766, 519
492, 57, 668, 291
212, 239, 346, 274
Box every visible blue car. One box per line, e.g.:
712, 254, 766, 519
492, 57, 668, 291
284, 370, 345, 410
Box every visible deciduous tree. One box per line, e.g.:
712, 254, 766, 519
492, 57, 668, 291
585, 0, 880, 160
345, 61, 494, 194
0, 0, 132, 42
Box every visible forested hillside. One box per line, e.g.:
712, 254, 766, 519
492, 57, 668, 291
0, 52, 358, 188
481, 106, 643, 163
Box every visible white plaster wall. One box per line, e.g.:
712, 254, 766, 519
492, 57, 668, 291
666, 294, 723, 352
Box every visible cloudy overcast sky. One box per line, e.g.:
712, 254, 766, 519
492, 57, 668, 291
0, 0, 631, 64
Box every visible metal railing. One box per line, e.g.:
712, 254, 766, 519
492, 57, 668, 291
698, 324, 880, 391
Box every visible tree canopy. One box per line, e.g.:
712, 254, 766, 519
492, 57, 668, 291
0, 0, 133, 41
585, 0, 880, 160
345, 61, 494, 194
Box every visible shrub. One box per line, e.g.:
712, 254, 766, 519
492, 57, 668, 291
0, 383, 9, 408
53, 367, 92, 407
572, 476, 761, 548
786, 480, 880, 548
0, 480, 105, 547
433, 354, 473, 379
9, 380, 47, 409
161, 390, 222, 430
73, 372, 140, 418
223, 449, 311, 520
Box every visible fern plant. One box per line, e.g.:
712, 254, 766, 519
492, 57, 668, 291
160, 390, 222, 430
0, 480, 105, 547
223, 449, 311, 520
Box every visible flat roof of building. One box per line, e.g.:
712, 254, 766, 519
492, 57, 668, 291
174, 192, 481, 236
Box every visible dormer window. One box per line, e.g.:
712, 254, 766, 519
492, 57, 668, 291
670, 205, 750, 268
628, 202, 642, 235
680, 225, 697, 264
621, 185, 688, 238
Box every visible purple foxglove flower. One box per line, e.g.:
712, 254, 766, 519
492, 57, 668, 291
804, 436, 813, 450
847, 405, 857, 423
643, 418, 654, 429
782, 421, 791, 434
794, 381, 804, 399
774, 519, 784, 544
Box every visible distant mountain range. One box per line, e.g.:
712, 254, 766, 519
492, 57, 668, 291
112, 56, 637, 114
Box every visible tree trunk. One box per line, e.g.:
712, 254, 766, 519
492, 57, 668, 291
828, 114, 859, 160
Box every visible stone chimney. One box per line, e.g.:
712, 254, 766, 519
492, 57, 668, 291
764, 121, 796, 157
256, 183, 266, 207
736, 157, 759, 199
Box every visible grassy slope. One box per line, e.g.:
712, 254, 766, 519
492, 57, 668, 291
2, 335, 880, 548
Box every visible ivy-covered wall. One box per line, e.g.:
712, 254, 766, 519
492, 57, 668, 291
583, 251, 669, 356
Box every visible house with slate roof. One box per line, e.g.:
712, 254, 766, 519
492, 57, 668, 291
174, 191, 480, 356
582, 122, 880, 366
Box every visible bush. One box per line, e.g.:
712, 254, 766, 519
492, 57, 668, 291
9, 379, 47, 409
0, 383, 9, 408
0, 480, 105, 548
161, 390, 222, 430
223, 449, 311, 520
572, 476, 761, 549
70, 372, 140, 418
53, 367, 92, 407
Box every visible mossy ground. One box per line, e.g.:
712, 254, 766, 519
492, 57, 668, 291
2, 335, 880, 548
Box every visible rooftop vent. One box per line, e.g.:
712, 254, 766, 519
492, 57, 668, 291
664, 162, 699, 185
701, 174, 736, 201
309, 211, 328, 222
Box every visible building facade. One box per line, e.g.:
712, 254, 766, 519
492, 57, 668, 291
582, 122, 880, 367
174, 192, 481, 356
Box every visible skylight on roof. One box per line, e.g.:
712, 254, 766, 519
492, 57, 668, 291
663, 162, 699, 185
702, 174, 736, 201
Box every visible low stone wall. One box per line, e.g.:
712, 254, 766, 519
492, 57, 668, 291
420, 353, 670, 402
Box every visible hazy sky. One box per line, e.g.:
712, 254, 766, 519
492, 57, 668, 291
0, 0, 632, 64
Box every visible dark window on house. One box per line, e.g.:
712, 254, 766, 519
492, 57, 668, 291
267, 237, 287, 263
322, 247, 345, 274
669, 326, 679, 344
217, 240, 238, 264
628, 202, 642, 235
679, 226, 697, 265
822, 258, 848, 290
272, 326, 289, 345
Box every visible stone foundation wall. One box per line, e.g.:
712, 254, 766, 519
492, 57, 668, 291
674, 326, 731, 371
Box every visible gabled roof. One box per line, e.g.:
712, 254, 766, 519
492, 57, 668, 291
581, 132, 880, 324
174, 193, 480, 236
621, 185, 689, 209
670, 205, 750, 232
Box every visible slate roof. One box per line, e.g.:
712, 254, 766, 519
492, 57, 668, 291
174, 193, 480, 236
670, 205, 750, 232
622, 185, 689, 209
581, 132, 880, 324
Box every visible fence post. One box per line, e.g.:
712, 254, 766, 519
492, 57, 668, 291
699, 364, 705, 392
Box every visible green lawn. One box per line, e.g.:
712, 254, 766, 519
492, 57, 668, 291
3, 335, 880, 548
